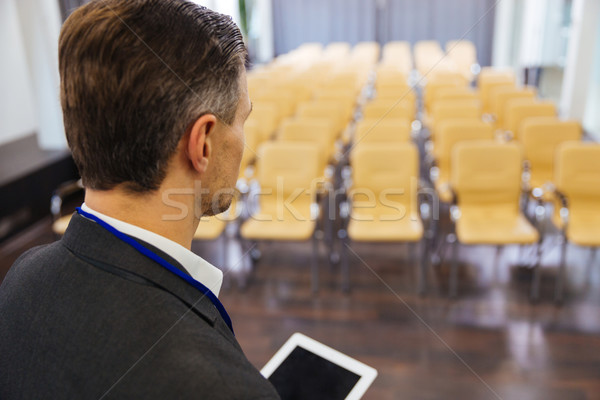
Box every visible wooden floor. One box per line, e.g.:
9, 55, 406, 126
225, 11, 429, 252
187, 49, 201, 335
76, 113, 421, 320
2, 218, 600, 399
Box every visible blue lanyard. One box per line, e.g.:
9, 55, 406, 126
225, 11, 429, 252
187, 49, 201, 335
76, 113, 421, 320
76, 207, 234, 335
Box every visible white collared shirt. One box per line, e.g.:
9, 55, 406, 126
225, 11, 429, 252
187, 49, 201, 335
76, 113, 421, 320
81, 203, 223, 296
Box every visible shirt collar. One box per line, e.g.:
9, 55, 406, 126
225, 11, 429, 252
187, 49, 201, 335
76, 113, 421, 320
81, 203, 223, 297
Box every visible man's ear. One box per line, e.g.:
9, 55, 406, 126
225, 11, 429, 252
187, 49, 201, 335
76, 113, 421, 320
187, 114, 217, 174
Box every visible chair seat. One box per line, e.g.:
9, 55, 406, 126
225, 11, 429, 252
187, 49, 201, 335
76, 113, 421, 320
193, 217, 227, 240
456, 210, 538, 245
241, 219, 316, 241
52, 215, 73, 235
348, 211, 423, 242
565, 211, 600, 247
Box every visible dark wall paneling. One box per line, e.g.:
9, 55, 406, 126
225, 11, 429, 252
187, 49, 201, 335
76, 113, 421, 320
272, 0, 496, 66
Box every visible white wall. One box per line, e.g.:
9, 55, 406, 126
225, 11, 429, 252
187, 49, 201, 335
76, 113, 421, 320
560, 0, 600, 122
0, 0, 65, 150
16, 0, 66, 150
583, 17, 600, 139
0, 0, 37, 147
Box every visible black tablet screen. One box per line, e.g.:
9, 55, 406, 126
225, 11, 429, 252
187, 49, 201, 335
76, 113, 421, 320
268, 346, 361, 400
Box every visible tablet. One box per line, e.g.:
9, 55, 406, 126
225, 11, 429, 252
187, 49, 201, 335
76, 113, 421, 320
261, 333, 378, 400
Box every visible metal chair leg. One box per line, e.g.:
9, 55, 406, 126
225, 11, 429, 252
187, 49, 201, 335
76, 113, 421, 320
418, 237, 428, 295
450, 237, 459, 298
530, 241, 543, 302
311, 233, 319, 293
555, 237, 568, 304
339, 229, 350, 293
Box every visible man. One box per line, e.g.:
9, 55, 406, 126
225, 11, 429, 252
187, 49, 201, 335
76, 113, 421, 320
0, 0, 280, 398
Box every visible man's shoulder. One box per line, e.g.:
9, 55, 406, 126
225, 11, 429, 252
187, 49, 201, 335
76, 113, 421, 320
1, 240, 65, 290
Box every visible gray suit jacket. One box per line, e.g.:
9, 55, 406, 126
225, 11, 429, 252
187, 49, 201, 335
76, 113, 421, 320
0, 213, 280, 399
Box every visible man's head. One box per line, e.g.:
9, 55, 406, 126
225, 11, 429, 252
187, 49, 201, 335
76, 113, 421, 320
59, 0, 250, 216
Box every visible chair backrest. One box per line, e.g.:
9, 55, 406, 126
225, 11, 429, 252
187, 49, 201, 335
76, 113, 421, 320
435, 119, 494, 174
445, 40, 477, 76
374, 85, 416, 108
315, 87, 357, 104
296, 101, 348, 134
505, 99, 556, 139
414, 40, 444, 75
478, 70, 515, 114
434, 86, 479, 103
477, 67, 515, 88
490, 86, 537, 127
351, 41, 380, 65
256, 142, 320, 196
375, 70, 409, 87
355, 118, 412, 145
521, 117, 582, 182
351, 143, 419, 213
363, 99, 413, 121
451, 141, 523, 209
556, 142, 600, 202
424, 80, 467, 111
279, 118, 335, 172
320, 71, 362, 92
255, 89, 297, 118
246, 101, 280, 142
432, 99, 481, 122
382, 41, 412, 67
427, 71, 469, 86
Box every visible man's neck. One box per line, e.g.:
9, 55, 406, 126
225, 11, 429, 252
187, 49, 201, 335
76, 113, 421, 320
84, 187, 198, 249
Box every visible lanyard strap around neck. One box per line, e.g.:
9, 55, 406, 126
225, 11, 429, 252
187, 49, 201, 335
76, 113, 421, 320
76, 207, 233, 335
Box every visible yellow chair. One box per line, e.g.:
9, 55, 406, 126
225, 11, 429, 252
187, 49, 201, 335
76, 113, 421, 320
427, 71, 469, 86
354, 118, 412, 146
423, 80, 467, 113
193, 216, 228, 241
320, 71, 362, 93
246, 101, 280, 142
277, 82, 314, 104
490, 86, 537, 129
477, 67, 515, 88
240, 142, 322, 291
445, 40, 477, 81
504, 99, 556, 140
429, 99, 482, 137
434, 86, 479, 103
296, 101, 350, 136
432, 120, 494, 203
449, 141, 539, 296
278, 118, 336, 174
477, 69, 515, 114
550, 142, 600, 302
255, 90, 297, 118
340, 143, 425, 291
350, 41, 381, 65
414, 40, 445, 76
381, 41, 412, 74
315, 87, 357, 105
521, 117, 582, 197
362, 99, 414, 121
375, 71, 409, 88
373, 85, 417, 111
